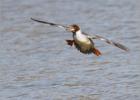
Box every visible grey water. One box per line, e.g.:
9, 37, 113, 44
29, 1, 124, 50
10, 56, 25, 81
0, 0, 140, 100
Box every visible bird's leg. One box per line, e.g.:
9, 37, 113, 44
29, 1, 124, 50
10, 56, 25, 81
66, 40, 75, 46
92, 47, 102, 56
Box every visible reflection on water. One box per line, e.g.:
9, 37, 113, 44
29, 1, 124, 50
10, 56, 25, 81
0, 0, 140, 100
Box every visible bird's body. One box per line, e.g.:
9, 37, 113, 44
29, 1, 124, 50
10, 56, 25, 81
73, 30, 94, 53
31, 18, 129, 56
66, 29, 101, 55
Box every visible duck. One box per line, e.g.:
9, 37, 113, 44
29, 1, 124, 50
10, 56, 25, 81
31, 18, 129, 56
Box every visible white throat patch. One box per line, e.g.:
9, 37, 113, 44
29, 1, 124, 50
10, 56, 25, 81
75, 30, 90, 43
76, 30, 82, 35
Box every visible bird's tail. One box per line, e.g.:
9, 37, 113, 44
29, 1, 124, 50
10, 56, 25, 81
92, 47, 101, 56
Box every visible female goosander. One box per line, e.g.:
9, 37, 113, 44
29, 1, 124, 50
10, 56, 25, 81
31, 18, 129, 56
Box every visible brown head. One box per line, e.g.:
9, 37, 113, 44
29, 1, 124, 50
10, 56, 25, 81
66, 24, 80, 33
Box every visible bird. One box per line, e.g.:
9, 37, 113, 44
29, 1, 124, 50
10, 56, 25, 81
31, 18, 129, 56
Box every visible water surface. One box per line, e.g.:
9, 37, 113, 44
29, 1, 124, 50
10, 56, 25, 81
0, 0, 140, 100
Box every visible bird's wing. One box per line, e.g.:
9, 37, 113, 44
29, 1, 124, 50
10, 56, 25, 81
87, 34, 129, 51
31, 18, 67, 29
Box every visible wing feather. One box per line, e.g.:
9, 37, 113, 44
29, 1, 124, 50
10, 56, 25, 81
88, 34, 129, 51
31, 18, 67, 29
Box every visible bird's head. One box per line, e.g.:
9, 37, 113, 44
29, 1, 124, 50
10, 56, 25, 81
66, 24, 80, 33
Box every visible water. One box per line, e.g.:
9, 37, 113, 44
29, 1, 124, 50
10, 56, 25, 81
0, 0, 140, 100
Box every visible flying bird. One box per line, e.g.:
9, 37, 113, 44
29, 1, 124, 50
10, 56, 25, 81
31, 18, 129, 56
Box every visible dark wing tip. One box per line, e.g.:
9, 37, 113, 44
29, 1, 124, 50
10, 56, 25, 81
30, 18, 67, 29
31, 17, 34, 20
31, 17, 38, 22
30, 18, 49, 24
113, 42, 129, 52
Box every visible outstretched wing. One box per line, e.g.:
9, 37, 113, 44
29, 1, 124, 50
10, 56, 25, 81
31, 18, 67, 29
87, 34, 129, 51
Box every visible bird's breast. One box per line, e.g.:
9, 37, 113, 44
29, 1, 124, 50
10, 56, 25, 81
74, 33, 91, 44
